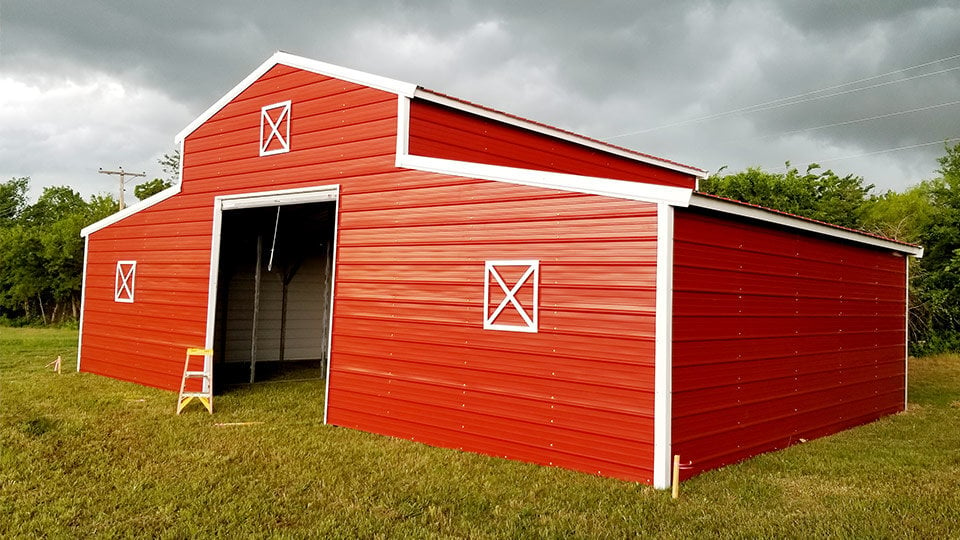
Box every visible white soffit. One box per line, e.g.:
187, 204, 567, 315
175, 51, 417, 144
689, 193, 924, 257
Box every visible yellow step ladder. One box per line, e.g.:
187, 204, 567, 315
177, 348, 213, 414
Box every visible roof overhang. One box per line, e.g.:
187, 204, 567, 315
689, 192, 924, 257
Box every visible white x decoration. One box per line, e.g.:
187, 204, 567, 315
115, 260, 136, 303
483, 260, 539, 333
259, 101, 291, 156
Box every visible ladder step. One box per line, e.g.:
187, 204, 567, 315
184, 371, 208, 377
180, 392, 210, 398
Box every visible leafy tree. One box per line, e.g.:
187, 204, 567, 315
0, 178, 119, 324
134, 178, 172, 200
134, 150, 180, 200
0, 177, 29, 226
910, 143, 960, 354
159, 149, 181, 182
699, 163, 873, 228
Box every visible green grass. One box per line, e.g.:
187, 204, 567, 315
2, 327, 959, 538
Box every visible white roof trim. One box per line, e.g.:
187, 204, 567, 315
398, 153, 692, 206
80, 181, 182, 237
689, 193, 923, 257
414, 89, 707, 180
175, 51, 417, 143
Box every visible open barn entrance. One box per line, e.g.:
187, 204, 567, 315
210, 190, 337, 393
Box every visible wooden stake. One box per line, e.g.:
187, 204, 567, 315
46, 355, 62, 374
672, 454, 681, 499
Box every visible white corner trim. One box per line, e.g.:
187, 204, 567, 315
413, 89, 707, 180
904, 258, 910, 411
176, 51, 417, 144
76, 235, 90, 372
81, 182, 182, 237
653, 203, 674, 490
689, 193, 924, 257
322, 193, 341, 426
395, 96, 411, 167
398, 154, 692, 206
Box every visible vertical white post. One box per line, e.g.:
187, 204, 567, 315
77, 236, 90, 372
653, 203, 674, 489
904, 257, 910, 410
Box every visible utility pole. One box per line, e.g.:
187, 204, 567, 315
98, 167, 146, 210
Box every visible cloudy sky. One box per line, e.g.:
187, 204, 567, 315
2, 1, 959, 202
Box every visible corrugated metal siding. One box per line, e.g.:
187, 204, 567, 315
408, 100, 696, 189
80, 64, 399, 389
671, 208, 907, 479
221, 253, 330, 363
329, 190, 659, 483
80, 63, 662, 482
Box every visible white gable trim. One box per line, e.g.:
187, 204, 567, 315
175, 51, 417, 143
689, 193, 924, 257
80, 181, 182, 237
414, 89, 707, 180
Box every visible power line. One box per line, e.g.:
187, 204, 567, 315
738, 99, 960, 142
609, 52, 960, 138
766, 137, 960, 171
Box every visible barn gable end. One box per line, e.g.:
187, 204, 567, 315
77, 52, 921, 489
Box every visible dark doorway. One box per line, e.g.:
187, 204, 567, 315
212, 201, 336, 391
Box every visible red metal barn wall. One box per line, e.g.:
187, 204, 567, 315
79, 62, 681, 483
80, 64, 403, 389
332, 188, 659, 483
671, 208, 907, 479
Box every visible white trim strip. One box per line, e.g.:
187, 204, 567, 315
414, 89, 708, 180
904, 257, 910, 410
176, 51, 416, 144
395, 96, 411, 167
76, 235, 90, 372
218, 185, 339, 210
653, 203, 674, 489
322, 193, 340, 426
689, 193, 924, 257
81, 182, 182, 237
398, 153, 693, 206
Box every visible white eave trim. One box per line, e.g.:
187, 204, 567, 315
80, 181, 182, 237
398, 154, 692, 207
689, 193, 924, 257
175, 51, 417, 143
414, 88, 708, 180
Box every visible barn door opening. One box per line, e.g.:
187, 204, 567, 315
211, 198, 336, 391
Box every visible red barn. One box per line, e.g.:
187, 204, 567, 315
77, 53, 921, 488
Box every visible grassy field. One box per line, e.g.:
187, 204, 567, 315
2, 327, 959, 538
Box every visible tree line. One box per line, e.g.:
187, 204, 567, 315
1, 145, 959, 354
0, 153, 175, 325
